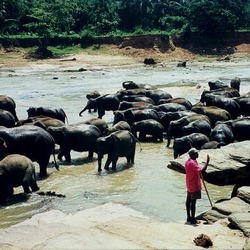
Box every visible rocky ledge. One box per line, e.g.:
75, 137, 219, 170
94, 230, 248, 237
167, 141, 250, 237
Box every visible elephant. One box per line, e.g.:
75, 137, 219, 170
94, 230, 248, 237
113, 108, 159, 125
0, 95, 18, 121
0, 125, 59, 176
157, 98, 192, 110
159, 110, 196, 132
131, 119, 165, 142
216, 117, 250, 142
116, 88, 148, 99
191, 104, 232, 127
96, 130, 137, 172
173, 133, 210, 159
145, 89, 173, 104
16, 116, 65, 130
167, 114, 210, 147
201, 141, 221, 149
78, 118, 108, 136
0, 109, 16, 127
233, 96, 250, 116
230, 77, 241, 92
200, 93, 241, 119
122, 81, 156, 90
208, 80, 229, 90
118, 101, 154, 111
121, 95, 155, 104
210, 123, 234, 146
0, 154, 40, 205
47, 124, 102, 162
182, 119, 211, 137
86, 91, 101, 112
154, 103, 187, 113
79, 94, 120, 119
104, 121, 131, 135
200, 88, 240, 101
27, 107, 68, 124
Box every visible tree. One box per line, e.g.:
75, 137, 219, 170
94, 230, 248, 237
185, 0, 238, 35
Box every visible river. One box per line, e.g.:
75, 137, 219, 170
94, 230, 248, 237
0, 58, 249, 228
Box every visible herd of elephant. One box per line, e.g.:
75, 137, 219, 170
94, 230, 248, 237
0, 76, 249, 205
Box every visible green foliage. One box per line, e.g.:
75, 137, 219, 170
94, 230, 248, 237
0, 0, 249, 39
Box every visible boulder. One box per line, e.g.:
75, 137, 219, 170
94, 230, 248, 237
167, 141, 250, 185
203, 186, 250, 237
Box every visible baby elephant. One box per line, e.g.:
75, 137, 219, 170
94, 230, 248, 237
0, 154, 40, 205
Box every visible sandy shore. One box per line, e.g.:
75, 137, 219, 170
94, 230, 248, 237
0, 47, 249, 249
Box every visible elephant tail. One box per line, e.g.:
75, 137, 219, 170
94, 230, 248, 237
129, 131, 142, 152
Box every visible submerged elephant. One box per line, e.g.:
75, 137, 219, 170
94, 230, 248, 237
173, 133, 210, 158
0, 125, 59, 177
27, 107, 68, 124
96, 130, 137, 172
47, 124, 102, 162
0, 154, 40, 205
0, 95, 18, 121
131, 119, 165, 142
79, 94, 120, 119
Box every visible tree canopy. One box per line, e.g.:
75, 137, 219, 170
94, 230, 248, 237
0, 0, 249, 37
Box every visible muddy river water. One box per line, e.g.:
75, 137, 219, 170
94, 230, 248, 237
0, 59, 249, 228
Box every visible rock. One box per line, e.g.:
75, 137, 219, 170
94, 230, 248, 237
203, 186, 250, 237
229, 213, 250, 237
212, 197, 250, 215
167, 141, 250, 186
244, 237, 250, 250
238, 186, 250, 203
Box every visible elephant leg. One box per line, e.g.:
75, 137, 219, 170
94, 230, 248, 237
65, 151, 71, 162
98, 107, 105, 119
104, 155, 112, 170
57, 149, 64, 160
88, 150, 94, 158
139, 132, 146, 141
111, 155, 119, 171
22, 183, 31, 194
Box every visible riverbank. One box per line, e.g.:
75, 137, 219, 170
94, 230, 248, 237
0, 45, 249, 249
0, 202, 247, 249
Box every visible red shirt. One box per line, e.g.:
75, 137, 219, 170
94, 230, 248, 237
185, 158, 202, 193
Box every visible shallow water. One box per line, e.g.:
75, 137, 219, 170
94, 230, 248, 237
0, 60, 249, 228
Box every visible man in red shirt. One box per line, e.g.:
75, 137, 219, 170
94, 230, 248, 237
185, 148, 210, 224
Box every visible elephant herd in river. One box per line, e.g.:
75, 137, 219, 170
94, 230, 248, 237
0, 76, 249, 205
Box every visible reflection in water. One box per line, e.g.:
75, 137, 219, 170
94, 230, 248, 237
0, 62, 242, 228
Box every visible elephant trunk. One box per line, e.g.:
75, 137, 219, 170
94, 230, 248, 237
79, 107, 88, 117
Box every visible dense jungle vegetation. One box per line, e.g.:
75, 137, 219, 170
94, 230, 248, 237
0, 0, 250, 39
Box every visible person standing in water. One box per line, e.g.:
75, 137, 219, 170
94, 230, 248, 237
185, 148, 210, 224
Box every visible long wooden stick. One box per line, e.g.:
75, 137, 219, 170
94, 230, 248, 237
201, 173, 213, 207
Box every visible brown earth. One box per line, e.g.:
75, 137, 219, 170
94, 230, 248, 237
1, 41, 250, 69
